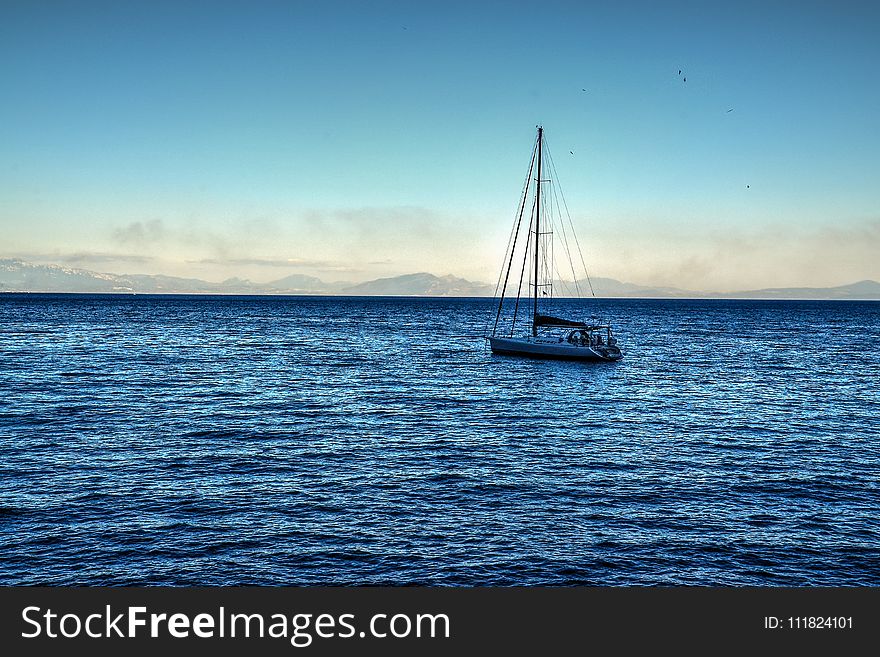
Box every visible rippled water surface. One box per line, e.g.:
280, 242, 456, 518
1, 294, 878, 585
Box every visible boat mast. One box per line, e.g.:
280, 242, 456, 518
533, 126, 543, 337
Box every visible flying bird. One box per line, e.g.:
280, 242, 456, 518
678, 69, 681, 75
570, 150, 574, 155
683, 77, 687, 82
726, 108, 734, 113
747, 185, 750, 189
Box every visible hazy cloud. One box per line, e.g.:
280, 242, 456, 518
112, 220, 166, 245
62, 253, 156, 264
819, 217, 880, 248
606, 218, 880, 291
302, 206, 445, 241
295, 205, 486, 277
11, 252, 156, 265
103, 207, 473, 279
80, 211, 879, 291
111, 218, 239, 259
190, 257, 333, 268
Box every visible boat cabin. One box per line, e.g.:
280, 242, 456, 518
565, 326, 617, 348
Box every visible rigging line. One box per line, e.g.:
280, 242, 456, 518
548, 175, 581, 298
549, 214, 554, 300
492, 173, 535, 338
552, 244, 574, 298
548, 172, 574, 303
542, 135, 582, 299
493, 136, 537, 299
491, 200, 519, 299
532, 126, 544, 337
546, 144, 596, 298
550, 165, 582, 298
545, 142, 589, 297
490, 135, 538, 337
541, 219, 553, 299
511, 196, 537, 335
540, 226, 552, 299
539, 189, 551, 287
540, 148, 554, 304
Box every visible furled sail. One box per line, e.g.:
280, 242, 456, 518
534, 314, 588, 328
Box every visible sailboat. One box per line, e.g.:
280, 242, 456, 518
487, 126, 623, 362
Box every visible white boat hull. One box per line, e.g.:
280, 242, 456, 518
489, 336, 622, 362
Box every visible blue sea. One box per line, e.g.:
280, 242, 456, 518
1, 294, 878, 586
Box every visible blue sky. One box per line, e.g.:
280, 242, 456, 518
1, 0, 878, 290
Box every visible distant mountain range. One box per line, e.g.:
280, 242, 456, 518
708, 280, 880, 300
0, 260, 491, 296
1, 259, 879, 299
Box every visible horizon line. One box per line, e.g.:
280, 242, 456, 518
3, 291, 880, 302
